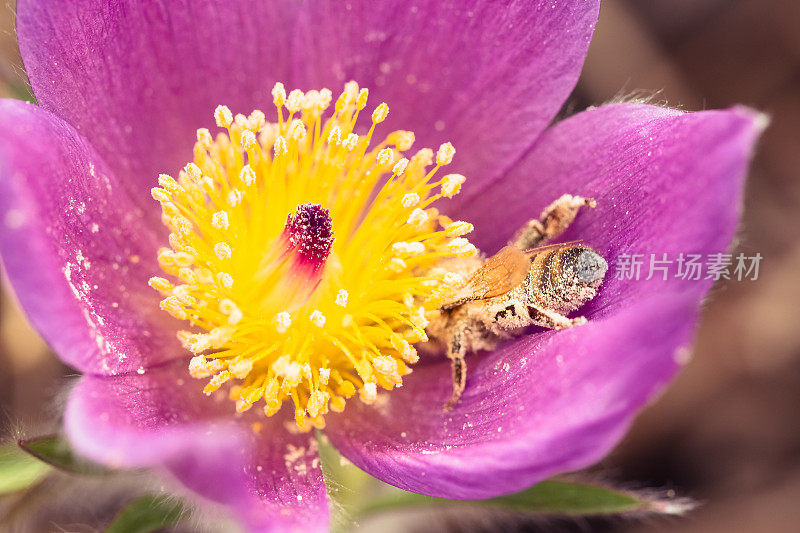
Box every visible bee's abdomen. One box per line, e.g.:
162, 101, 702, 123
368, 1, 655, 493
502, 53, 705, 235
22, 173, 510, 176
529, 248, 562, 302
528, 244, 605, 312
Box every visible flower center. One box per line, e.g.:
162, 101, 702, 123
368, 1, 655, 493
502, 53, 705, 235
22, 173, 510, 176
148, 82, 476, 431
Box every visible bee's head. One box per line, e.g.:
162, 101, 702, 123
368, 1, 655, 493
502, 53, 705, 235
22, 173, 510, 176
538, 244, 607, 314
559, 245, 608, 290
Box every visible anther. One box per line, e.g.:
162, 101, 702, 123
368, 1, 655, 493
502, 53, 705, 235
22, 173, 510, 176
170, 254, 192, 270
335, 92, 349, 113
197, 129, 213, 150
306, 390, 329, 418
230, 358, 254, 379
412, 306, 429, 329
204, 371, 232, 395
389, 130, 415, 151
158, 174, 181, 193
234, 113, 248, 129
310, 310, 326, 327
343, 133, 359, 151
319, 88, 333, 109
359, 382, 377, 404
376, 148, 393, 166
220, 299, 244, 326
407, 208, 429, 226
190, 355, 223, 378
160, 296, 187, 319
436, 142, 456, 166
445, 221, 473, 236
328, 126, 342, 145
392, 158, 409, 175
241, 130, 257, 151
356, 88, 369, 110
214, 105, 233, 128
248, 110, 266, 130
441, 173, 466, 198
228, 307, 243, 326
399, 341, 419, 364
217, 272, 234, 289
302, 90, 321, 113
412, 148, 433, 168
335, 289, 349, 307
319, 368, 331, 385
185, 162, 203, 181
151, 187, 171, 202
171, 215, 193, 236
392, 242, 425, 255
290, 121, 307, 140
447, 238, 477, 257
219, 298, 237, 314
226, 190, 243, 207
211, 211, 230, 230
330, 396, 346, 412
214, 242, 232, 260
286, 89, 304, 113
372, 102, 389, 123
177, 268, 197, 284
272, 82, 286, 107
389, 258, 407, 272
276, 312, 292, 333
274, 136, 288, 156
373, 356, 397, 376
401, 193, 420, 207
148, 276, 173, 291
240, 165, 256, 186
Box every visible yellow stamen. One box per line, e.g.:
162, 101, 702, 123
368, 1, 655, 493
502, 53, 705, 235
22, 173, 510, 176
149, 82, 475, 429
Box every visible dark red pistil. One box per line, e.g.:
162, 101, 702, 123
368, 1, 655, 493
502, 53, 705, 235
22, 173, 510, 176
283, 203, 334, 272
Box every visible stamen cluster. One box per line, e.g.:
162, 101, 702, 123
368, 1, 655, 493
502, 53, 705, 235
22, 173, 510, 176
148, 81, 476, 430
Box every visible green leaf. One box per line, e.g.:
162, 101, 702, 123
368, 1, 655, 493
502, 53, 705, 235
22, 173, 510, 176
319, 439, 672, 527
105, 495, 187, 533
0, 441, 50, 494
18, 435, 109, 476
489, 480, 643, 514
356, 480, 643, 518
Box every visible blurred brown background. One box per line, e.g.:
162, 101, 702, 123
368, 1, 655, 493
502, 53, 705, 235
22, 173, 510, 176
1, 0, 799, 532
578, 1, 800, 532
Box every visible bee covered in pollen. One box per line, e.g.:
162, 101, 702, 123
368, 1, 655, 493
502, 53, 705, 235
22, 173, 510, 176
424, 194, 608, 409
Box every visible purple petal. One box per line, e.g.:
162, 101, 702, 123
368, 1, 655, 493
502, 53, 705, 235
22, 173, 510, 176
327, 294, 698, 499
0, 99, 183, 374
19, 0, 599, 199
325, 104, 763, 499
458, 104, 761, 258
65, 361, 328, 532
17, 0, 302, 195
298, 0, 600, 188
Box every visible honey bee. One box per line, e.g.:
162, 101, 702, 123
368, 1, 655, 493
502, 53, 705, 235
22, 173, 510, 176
425, 194, 608, 410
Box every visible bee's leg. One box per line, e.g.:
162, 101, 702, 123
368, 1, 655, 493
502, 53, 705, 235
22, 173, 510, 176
444, 323, 469, 411
526, 304, 587, 330
509, 194, 596, 250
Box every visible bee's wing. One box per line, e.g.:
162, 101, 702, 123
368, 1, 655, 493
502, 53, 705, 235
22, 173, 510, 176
441, 246, 530, 309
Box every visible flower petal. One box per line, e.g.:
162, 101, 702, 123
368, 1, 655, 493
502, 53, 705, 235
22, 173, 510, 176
298, 0, 600, 188
0, 99, 183, 374
457, 104, 762, 256
327, 293, 698, 499
325, 104, 763, 498
65, 361, 328, 532
19, 0, 599, 197
17, 0, 302, 195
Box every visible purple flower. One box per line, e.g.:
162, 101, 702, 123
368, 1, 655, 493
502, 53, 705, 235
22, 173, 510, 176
0, 1, 762, 531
